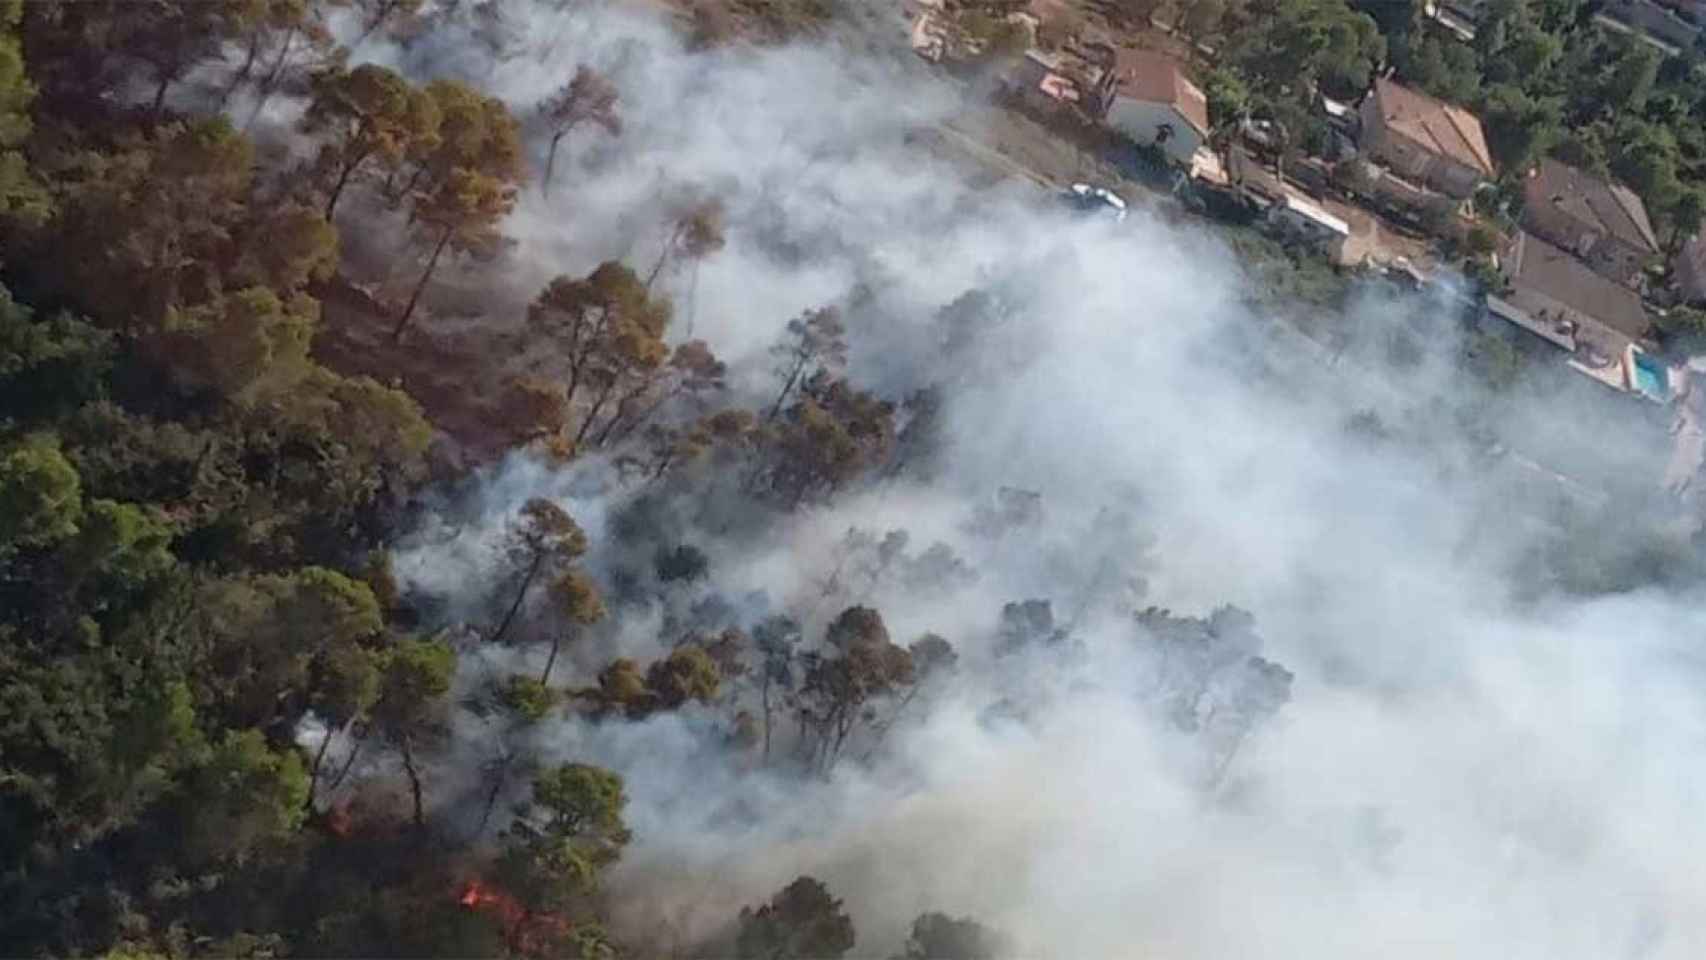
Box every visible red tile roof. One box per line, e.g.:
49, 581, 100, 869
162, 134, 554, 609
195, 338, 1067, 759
1114, 50, 1209, 137
1507, 231, 1651, 341
1371, 78, 1495, 177
1523, 158, 1659, 253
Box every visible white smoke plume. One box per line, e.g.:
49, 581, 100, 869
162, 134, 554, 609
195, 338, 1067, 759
304, 1, 1706, 957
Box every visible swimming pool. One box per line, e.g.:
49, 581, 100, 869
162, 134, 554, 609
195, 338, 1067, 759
1633, 353, 1668, 400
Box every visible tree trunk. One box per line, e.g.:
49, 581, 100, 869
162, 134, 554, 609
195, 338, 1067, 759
648, 446, 676, 482
646, 225, 684, 290
393, 227, 453, 342
325, 154, 363, 220
859, 685, 920, 765
540, 635, 562, 686
399, 736, 426, 830
543, 130, 566, 197
590, 382, 653, 448
686, 259, 701, 338
326, 737, 364, 794
220, 33, 263, 109
1671, 224, 1692, 259
324, 168, 352, 220
303, 725, 337, 812
475, 754, 511, 839
397, 166, 428, 219
571, 380, 618, 449
598, 407, 639, 449
609, 386, 678, 448
826, 709, 854, 774
646, 249, 669, 290
490, 553, 544, 645
267, 27, 297, 88
795, 713, 814, 764
560, 309, 608, 414
152, 73, 171, 116
355, 0, 397, 46
244, 27, 295, 131
760, 673, 773, 763
767, 355, 807, 422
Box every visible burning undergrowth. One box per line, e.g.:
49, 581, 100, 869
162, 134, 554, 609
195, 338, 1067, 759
293, 2, 1706, 958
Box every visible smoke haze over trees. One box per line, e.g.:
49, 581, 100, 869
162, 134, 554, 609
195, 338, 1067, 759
1, 1, 1705, 959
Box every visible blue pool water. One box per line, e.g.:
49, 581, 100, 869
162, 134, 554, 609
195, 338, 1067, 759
1633, 355, 1668, 400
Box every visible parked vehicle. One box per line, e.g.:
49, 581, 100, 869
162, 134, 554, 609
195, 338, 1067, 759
1060, 182, 1127, 222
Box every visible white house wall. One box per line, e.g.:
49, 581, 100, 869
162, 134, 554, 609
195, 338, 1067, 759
1107, 99, 1201, 167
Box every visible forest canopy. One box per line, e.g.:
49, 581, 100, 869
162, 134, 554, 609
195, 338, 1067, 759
1, 1, 1700, 959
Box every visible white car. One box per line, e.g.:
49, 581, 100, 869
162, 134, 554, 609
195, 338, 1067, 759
1061, 183, 1127, 222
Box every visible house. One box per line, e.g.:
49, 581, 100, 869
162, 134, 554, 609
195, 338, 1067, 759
1595, 0, 1701, 56
1520, 158, 1660, 288
1676, 233, 1706, 305
1268, 193, 1352, 253
1001, 40, 1118, 116
1492, 232, 1653, 349
1104, 50, 1209, 168
1656, 0, 1706, 18
1318, 95, 1360, 160
906, 0, 953, 61
1221, 149, 1366, 265
1357, 78, 1495, 201
908, 0, 1068, 63
906, 0, 1018, 63
1425, 0, 1486, 41
1488, 231, 1657, 392
1225, 146, 1284, 206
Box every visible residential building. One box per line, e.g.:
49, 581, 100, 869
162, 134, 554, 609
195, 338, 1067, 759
1425, 0, 1487, 41
1318, 94, 1360, 160
1677, 233, 1706, 305
1222, 149, 1368, 267
1595, 0, 1701, 56
1267, 193, 1352, 253
1001, 40, 1118, 116
1488, 231, 1657, 393
1105, 50, 1209, 168
1357, 78, 1495, 201
906, 0, 953, 62
907, 0, 1075, 63
1225, 147, 1283, 206
1520, 158, 1660, 288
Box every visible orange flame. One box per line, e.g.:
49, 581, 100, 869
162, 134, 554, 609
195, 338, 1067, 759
455, 879, 575, 957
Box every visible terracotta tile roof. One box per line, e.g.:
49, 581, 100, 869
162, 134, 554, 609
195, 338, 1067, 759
1114, 50, 1209, 137
1524, 158, 1659, 253
1507, 231, 1651, 341
1371, 78, 1495, 177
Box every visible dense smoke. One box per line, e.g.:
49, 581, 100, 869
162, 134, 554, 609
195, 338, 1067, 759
292, 2, 1706, 957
